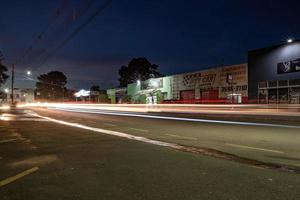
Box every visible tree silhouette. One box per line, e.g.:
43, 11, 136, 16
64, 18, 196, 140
118, 58, 163, 87
36, 71, 67, 101
90, 85, 100, 92
0, 52, 9, 88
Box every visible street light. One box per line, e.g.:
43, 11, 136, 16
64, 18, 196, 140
137, 80, 141, 85
26, 70, 31, 75
4, 88, 9, 93
287, 39, 293, 43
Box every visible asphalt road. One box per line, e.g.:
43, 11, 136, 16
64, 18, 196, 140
0, 108, 300, 199
32, 107, 300, 168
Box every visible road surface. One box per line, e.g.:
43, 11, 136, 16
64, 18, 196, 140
0, 107, 299, 199
30, 105, 300, 168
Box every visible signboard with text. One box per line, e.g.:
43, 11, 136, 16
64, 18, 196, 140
278, 58, 300, 74
171, 64, 248, 99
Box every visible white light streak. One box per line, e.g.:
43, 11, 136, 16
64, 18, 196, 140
27, 112, 182, 149
50, 107, 300, 129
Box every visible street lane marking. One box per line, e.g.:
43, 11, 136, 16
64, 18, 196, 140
50, 107, 300, 129
165, 134, 197, 140
0, 166, 39, 187
0, 138, 19, 144
28, 112, 181, 148
226, 143, 284, 154
129, 128, 149, 132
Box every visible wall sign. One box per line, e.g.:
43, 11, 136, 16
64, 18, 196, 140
278, 58, 300, 74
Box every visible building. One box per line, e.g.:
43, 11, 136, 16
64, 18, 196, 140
0, 91, 7, 104
248, 40, 300, 104
5, 88, 35, 103
107, 87, 128, 104
126, 76, 172, 104
107, 63, 248, 104
170, 64, 247, 103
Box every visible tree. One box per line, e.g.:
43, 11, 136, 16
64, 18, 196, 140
36, 71, 67, 101
90, 85, 100, 92
118, 57, 163, 87
0, 53, 9, 88
89, 85, 109, 103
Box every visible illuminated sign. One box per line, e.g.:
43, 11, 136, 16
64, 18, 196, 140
74, 89, 90, 97
278, 58, 300, 74
141, 78, 163, 90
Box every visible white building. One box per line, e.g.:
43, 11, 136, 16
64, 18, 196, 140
4, 88, 35, 103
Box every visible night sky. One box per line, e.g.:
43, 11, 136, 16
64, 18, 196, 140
1, 0, 300, 90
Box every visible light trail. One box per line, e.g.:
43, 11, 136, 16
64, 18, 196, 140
27, 111, 300, 173
0, 105, 10, 110
49, 107, 300, 129
27, 112, 181, 149
18, 102, 300, 116
226, 143, 284, 154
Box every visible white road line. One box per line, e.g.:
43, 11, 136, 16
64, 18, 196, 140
27, 112, 299, 172
0, 138, 19, 144
226, 143, 284, 154
129, 128, 149, 132
28, 112, 182, 150
165, 134, 197, 140
50, 107, 300, 129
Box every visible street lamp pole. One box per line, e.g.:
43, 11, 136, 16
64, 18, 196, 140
11, 64, 15, 105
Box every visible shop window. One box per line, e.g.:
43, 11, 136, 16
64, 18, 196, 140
268, 81, 277, 87
289, 79, 300, 86
268, 89, 277, 103
278, 88, 288, 104
258, 81, 267, 88
278, 80, 288, 87
289, 87, 300, 104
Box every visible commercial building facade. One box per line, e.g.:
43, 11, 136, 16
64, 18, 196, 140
127, 76, 173, 104
248, 41, 300, 104
107, 41, 300, 104
107, 63, 248, 104
170, 64, 247, 103
3, 88, 35, 103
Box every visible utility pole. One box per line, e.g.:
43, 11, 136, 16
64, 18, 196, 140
11, 64, 15, 105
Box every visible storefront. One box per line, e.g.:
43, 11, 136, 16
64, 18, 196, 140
107, 64, 248, 104
248, 40, 300, 104
171, 64, 248, 103
107, 88, 128, 104
127, 77, 172, 104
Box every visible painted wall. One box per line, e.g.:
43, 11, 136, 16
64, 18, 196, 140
106, 88, 116, 104
161, 76, 172, 100
127, 82, 141, 102
107, 64, 248, 103
127, 77, 172, 103
171, 64, 248, 100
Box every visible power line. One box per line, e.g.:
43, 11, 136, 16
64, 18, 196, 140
28, 0, 98, 67
37, 0, 112, 68
15, 0, 70, 65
